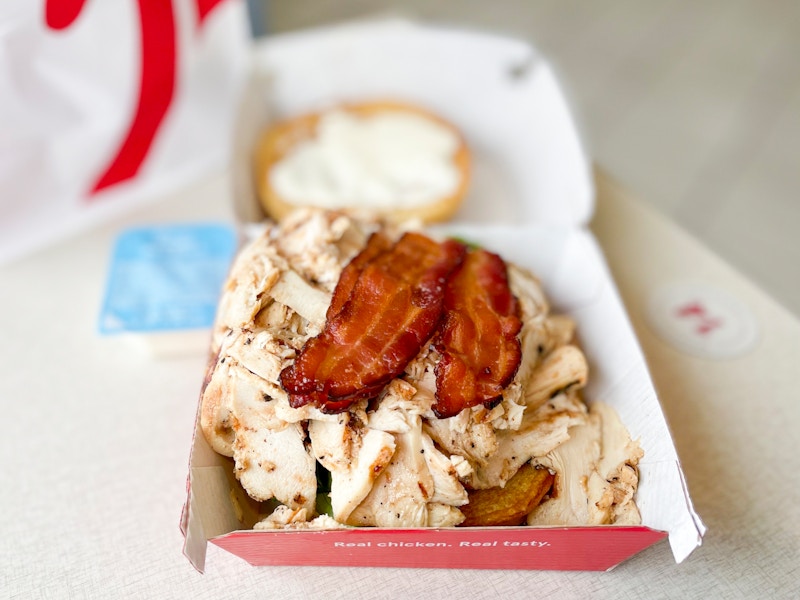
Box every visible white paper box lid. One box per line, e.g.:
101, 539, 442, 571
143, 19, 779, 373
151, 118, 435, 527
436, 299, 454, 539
247, 19, 594, 227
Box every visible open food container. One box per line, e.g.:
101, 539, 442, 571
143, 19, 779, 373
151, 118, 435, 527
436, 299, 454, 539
181, 19, 705, 572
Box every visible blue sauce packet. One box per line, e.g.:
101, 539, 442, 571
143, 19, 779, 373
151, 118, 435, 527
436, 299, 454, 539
99, 224, 237, 336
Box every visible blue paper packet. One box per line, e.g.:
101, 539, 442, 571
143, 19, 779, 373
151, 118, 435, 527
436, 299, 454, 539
99, 224, 237, 335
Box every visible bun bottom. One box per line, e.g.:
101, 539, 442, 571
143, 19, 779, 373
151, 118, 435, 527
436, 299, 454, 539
253, 100, 471, 224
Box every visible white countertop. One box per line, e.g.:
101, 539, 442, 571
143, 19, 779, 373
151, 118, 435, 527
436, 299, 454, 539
1, 169, 798, 599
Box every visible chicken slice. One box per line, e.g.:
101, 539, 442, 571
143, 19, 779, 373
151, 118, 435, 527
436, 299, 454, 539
213, 230, 283, 347
268, 268, 331, 330
199, 352, 236, 457
423, 409, 498, 468
506, 264, 548, 385
347, 418, 438, 527
253, 505, 346, 530
223, 328, 324, 425
275, 209, 377, 291
367, 378, 429, 433
507, 263, 548, 318
522, 345, 588, 411
273, 396, 358, 425
225, 329, 291, 392
419, 433, 469, 507
466, 391, 588, 490
585, 401, 644, 525
525, 400, 643, 527
426, 503, 466, 527
348, 378, 469, 525
309, 415, 395, 524
544, 314, 577, 348
526, 409, 602, 526
227, 364, 317, 513
487, 381, 526, 431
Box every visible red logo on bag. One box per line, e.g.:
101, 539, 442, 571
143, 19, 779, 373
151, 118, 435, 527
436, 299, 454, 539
45, 0, 229, 196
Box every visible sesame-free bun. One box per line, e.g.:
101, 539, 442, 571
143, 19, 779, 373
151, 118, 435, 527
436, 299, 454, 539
253, 100, 470, 223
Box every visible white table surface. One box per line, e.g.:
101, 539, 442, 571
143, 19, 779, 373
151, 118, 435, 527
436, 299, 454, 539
1, 170, 797, 599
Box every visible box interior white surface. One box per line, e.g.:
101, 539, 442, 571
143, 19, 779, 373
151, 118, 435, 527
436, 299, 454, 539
186, 19, 705, 568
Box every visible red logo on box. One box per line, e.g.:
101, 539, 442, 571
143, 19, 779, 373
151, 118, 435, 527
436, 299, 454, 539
674, 301, 724, 336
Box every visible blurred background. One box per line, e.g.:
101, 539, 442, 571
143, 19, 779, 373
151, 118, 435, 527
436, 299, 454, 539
251, 0, 800, 317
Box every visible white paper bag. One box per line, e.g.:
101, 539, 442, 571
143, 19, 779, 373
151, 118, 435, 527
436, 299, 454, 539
0, 0, 252, 264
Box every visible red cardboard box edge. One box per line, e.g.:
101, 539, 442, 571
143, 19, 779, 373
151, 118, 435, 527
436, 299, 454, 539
207, 525, 668, 571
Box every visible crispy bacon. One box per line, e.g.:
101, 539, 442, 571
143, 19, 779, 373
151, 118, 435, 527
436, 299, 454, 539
281, 232, 466, 413
326, 231, 392, 320
432, 248, 522, 419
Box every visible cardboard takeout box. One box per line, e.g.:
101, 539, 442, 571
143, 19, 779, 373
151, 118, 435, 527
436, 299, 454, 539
181, 19, 705, 572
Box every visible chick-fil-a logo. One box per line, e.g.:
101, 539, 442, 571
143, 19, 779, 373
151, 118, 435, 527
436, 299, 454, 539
45, 0, 229, 196
674, 301, 724, 336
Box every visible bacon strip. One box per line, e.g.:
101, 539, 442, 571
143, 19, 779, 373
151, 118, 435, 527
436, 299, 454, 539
326, 231, 392, 320
433, 249, 522, 419
281, 233, 466, 413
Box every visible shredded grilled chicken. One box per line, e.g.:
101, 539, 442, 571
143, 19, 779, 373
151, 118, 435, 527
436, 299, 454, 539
309, 414, 396, 523
227, 362, 317, 512
199, 209, 642, 529
527, 401, 643, 526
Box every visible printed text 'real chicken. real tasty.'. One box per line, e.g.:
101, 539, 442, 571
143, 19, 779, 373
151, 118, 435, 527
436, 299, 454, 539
332, 540, 552, 548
